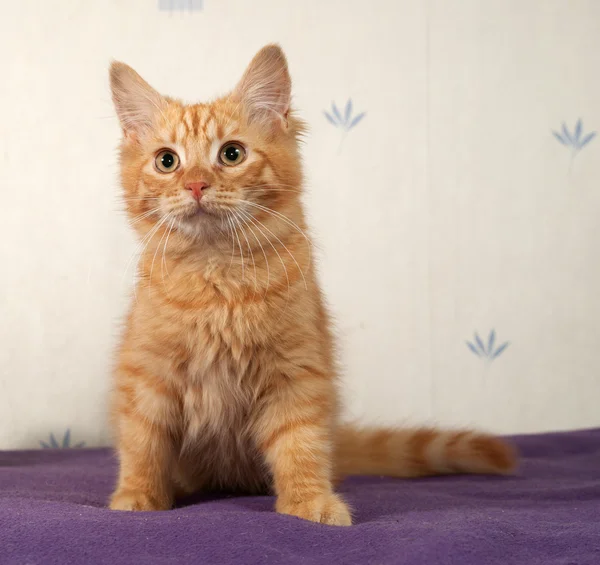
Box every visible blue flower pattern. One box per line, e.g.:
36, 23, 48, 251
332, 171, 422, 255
324, 99, 366, 132
553, 119, 596, 174
553, 119, 596, 152
324, 99, 366, 151
466, 330, 509, 361
40, 429, 85, 449
158, 0, 203, 12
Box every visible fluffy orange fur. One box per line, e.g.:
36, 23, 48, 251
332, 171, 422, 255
108, 45, 517, 526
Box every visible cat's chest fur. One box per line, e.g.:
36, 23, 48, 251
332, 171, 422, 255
164, 296, 273, 491
134, 261, 287, 446
143, 278, 274, 435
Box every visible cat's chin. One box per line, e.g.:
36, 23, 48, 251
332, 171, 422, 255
175, 210, 226, 244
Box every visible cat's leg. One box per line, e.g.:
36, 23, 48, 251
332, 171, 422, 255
109, 363, 181, 511
254, 374, 352, 526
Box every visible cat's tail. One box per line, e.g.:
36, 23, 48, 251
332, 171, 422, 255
334, 425, 517, 479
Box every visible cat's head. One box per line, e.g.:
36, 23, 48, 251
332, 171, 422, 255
110, 45, 304, 245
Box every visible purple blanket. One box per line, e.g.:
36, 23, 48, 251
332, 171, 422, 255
1, 429, 599, 565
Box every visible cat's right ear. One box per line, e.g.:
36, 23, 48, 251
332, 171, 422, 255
109, 61, 165, 138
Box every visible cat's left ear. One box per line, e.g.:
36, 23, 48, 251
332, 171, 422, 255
233, 44, 291, 131
109, 61, 166, 138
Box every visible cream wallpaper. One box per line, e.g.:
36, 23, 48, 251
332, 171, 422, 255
0, 0, 599, 449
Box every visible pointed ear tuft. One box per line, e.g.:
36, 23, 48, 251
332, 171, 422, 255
233, 44, 291, 130
109, 61, 165, 137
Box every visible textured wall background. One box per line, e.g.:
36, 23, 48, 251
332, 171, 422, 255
0, 0, 599, 449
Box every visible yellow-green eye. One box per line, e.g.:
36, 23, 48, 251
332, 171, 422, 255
155, 150, 180, 173
219, 142, 246, 167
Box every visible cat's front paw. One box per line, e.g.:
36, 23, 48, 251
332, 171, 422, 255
109, 488, 171, 512
276, 493, 352, 526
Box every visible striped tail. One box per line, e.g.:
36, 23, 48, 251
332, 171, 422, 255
334, 426, 517, 479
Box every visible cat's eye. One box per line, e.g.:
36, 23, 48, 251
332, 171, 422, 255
154, 150, 180, 173
219, 142, 246, 167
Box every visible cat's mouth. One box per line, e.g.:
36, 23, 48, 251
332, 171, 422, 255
179, 198, 242, 220
179, 201, 217, 219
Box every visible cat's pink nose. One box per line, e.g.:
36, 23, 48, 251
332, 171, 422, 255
185, 181, 209, 202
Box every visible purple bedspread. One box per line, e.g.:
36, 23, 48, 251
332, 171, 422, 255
1, 429, 599, 565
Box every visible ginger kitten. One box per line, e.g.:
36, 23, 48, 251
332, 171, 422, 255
108, 45, 516, 526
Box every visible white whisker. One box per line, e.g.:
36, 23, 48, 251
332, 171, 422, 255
235, 209, 270, 297
244, 187, 302, 194
161, 217, 176, 287
224, 213, 237, 274
122, 214, 169, 302
236, 205, 307, 290
120, 196, 163, 201
149, 214, 173, 290
242, 182, 303, 193
231, 209, 258, 294
238, 199, 312, 266
238, 208, 290, 301
227, 214, 245, 281
129, 207, 161, 225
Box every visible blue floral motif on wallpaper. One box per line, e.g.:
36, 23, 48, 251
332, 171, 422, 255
324, 99, 366, 151
553, 119, 596, 173
40, 429, 85, 449
158, 0, 203, 12
466, 330, 509, 361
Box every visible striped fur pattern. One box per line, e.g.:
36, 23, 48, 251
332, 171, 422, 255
108, 45, 517, 526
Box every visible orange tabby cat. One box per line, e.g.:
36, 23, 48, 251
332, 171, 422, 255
108, 44, 516, 526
